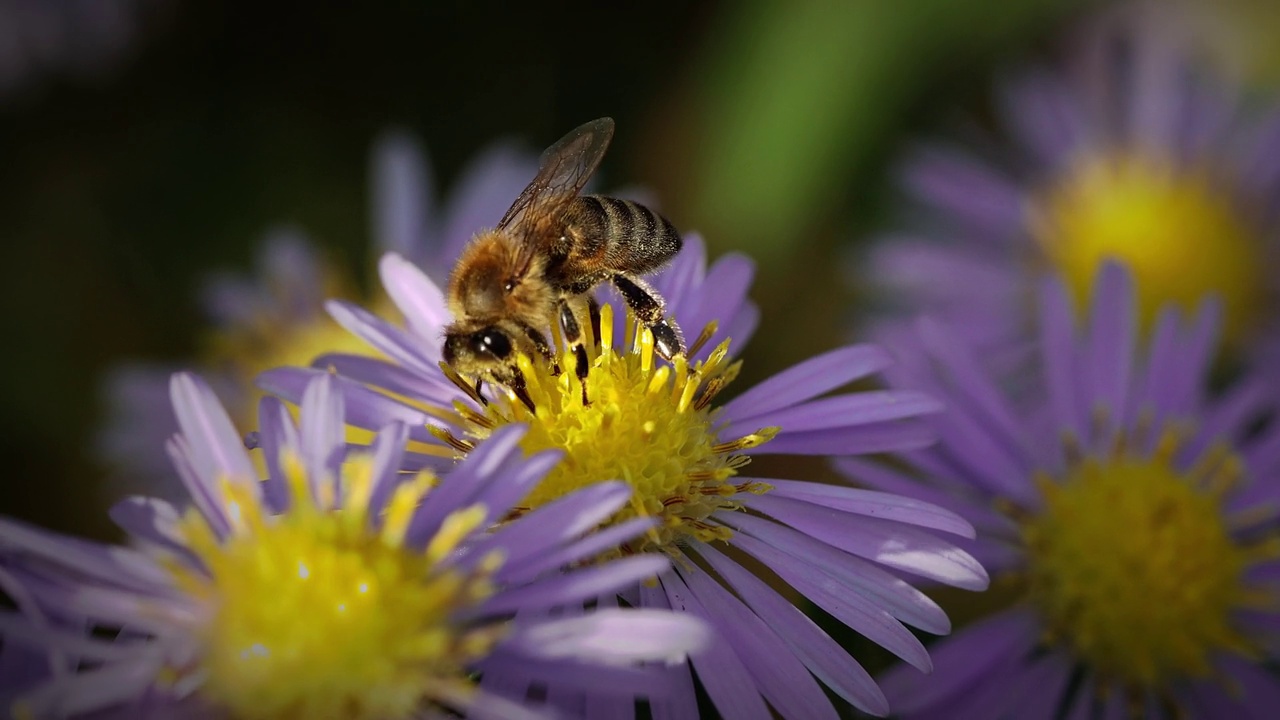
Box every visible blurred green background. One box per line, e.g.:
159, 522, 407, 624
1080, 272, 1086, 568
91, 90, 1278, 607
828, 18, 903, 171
0, 0, 1107, 538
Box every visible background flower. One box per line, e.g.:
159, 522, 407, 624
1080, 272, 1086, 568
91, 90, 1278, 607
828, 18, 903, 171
851, 263, 1280, 718
2, 372, 706, 718
862, 1, 1280, 371
96, 133, 536, 500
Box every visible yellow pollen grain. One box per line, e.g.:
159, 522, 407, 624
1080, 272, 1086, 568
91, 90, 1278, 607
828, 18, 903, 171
445, 304, 776, 558
169, 453, 504, 720
1021, 435, 1270, 692
1032, 153, 1266, 345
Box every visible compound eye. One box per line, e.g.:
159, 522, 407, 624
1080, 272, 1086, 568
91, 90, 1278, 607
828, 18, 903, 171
473, 329, 512, 359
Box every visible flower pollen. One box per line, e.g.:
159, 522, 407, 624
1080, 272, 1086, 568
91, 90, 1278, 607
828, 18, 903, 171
1020, 428, 1278, 694
1032, 153, 1266, 344
437, 304, 776, 558
169, 451, 501, 720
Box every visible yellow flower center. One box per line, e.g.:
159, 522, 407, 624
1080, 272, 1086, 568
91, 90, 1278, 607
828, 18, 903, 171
201, 268, 388, 431
169, 452, 503, 720
1032, 153, 1267, 345
435, 305, 776, 557
1021, 431, 1277, 693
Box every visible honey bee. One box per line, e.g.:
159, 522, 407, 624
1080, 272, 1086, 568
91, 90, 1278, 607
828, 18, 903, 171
442, 117, 684, 407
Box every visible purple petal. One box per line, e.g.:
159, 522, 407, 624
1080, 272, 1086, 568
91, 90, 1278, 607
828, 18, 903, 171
258, 367, 439, 442
762, 479, 974, 538
1082, 261, 1135, 437
479, 481, 633, 570
299, 373, 345, 500
371, 130, 435, 265
502, 608, 707, 665
659, 571, 772, 720
727, 531, 932, 671
878, 608, 1039, 713
440, 144, 539, 269
496, 517, 657, 585
833, 457, 1020, 537
363, 421, 410, 523
1039, 275, 1084, 442
720, 511, 951, 633
753, 418, 937, 456
107, 497, 201, 569
256, 395, 300, 512
309, 353, 468, 414
721, 345, 892, 423
637, 582, 701, 720
326, 299, 440, 376
900, 145, 1026, 235
169, 372, 255, 485
403, 424, 530, 548
740, 494, 989, 590
693, 542, 889, 716
165, 435, 230, 538
727, 391, 940, 437
378, 252, 450, 343
678, 564, 840, 720
476, 555, 668, 616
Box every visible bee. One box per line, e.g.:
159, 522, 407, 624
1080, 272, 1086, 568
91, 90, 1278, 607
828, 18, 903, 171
442, 117, 684, 407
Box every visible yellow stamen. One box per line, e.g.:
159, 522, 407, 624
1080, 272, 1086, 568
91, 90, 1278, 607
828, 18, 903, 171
1020, 429, 1275, 697
1032, 153, 1266, 345
167, 449, 502, 720
441, 304, 775, 558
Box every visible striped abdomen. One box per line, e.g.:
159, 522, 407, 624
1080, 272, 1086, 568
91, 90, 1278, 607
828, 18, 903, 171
570, 195, 682, 276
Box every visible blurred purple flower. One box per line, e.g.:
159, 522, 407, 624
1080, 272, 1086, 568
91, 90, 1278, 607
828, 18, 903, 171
851, 262, 1280, 718
97, 132, 536, 499
3, 372, 706, 719
260, 235, 990, 718
861, 2, 1280, 372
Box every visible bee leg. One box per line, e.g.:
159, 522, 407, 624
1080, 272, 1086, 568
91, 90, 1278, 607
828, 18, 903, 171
496, 368, 536, 413
474, 378, 489, 406
587, 296, 602, 348
519, 323, 560, 375
558, 298, 592, 406
611, 274, 685, 360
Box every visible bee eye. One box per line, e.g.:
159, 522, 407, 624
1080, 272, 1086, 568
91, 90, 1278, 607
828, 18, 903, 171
503, 280, 516, 293
473, 329, 512, 359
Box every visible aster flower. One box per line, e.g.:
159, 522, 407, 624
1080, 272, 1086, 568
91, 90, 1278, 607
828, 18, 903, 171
2, 371, 706, 719
98, 133, 536, 497
864, 1, 1280, 367
260, 235, 990, 718
855, 262, 1280, 718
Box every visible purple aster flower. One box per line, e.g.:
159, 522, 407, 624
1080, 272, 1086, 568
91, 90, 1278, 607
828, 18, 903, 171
260, 234, 990, 718
853, 261, 1280, 718
97, 133, 536, 498
3, 371, 707, 719
862, 1, 1280, 369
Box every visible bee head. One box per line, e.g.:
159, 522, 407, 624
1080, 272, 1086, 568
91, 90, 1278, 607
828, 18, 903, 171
443, 326, 514, 369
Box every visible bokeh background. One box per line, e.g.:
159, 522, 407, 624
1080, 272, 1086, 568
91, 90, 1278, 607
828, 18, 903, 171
0, 0, 1272, 541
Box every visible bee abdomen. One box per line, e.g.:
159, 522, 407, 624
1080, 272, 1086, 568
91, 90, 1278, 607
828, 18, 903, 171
578, 195, 682, 273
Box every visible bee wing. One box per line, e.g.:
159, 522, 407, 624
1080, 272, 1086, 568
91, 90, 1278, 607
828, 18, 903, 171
496, 117, 615, 234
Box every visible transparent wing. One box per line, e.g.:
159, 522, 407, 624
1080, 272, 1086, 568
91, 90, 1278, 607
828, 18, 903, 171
496, 117, 615, 234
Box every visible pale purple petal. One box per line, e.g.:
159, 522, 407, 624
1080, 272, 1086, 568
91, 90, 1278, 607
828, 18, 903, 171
878, 608, 1039, 713
719, 511, 951, 633
720, 345, 891, 423
168, 372, 255, 485
728, 531, 932, 671
502, 609, 707, 665
694, 542, 889, 716
659, 571, 772, 720
476, 555, 668, 617
378, 252, 450, 344
754, 418, 937, 456
678, 564, 838, 720
741, 494, 989, 589
371, 130, 435, 265
761, 479, 974, 538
